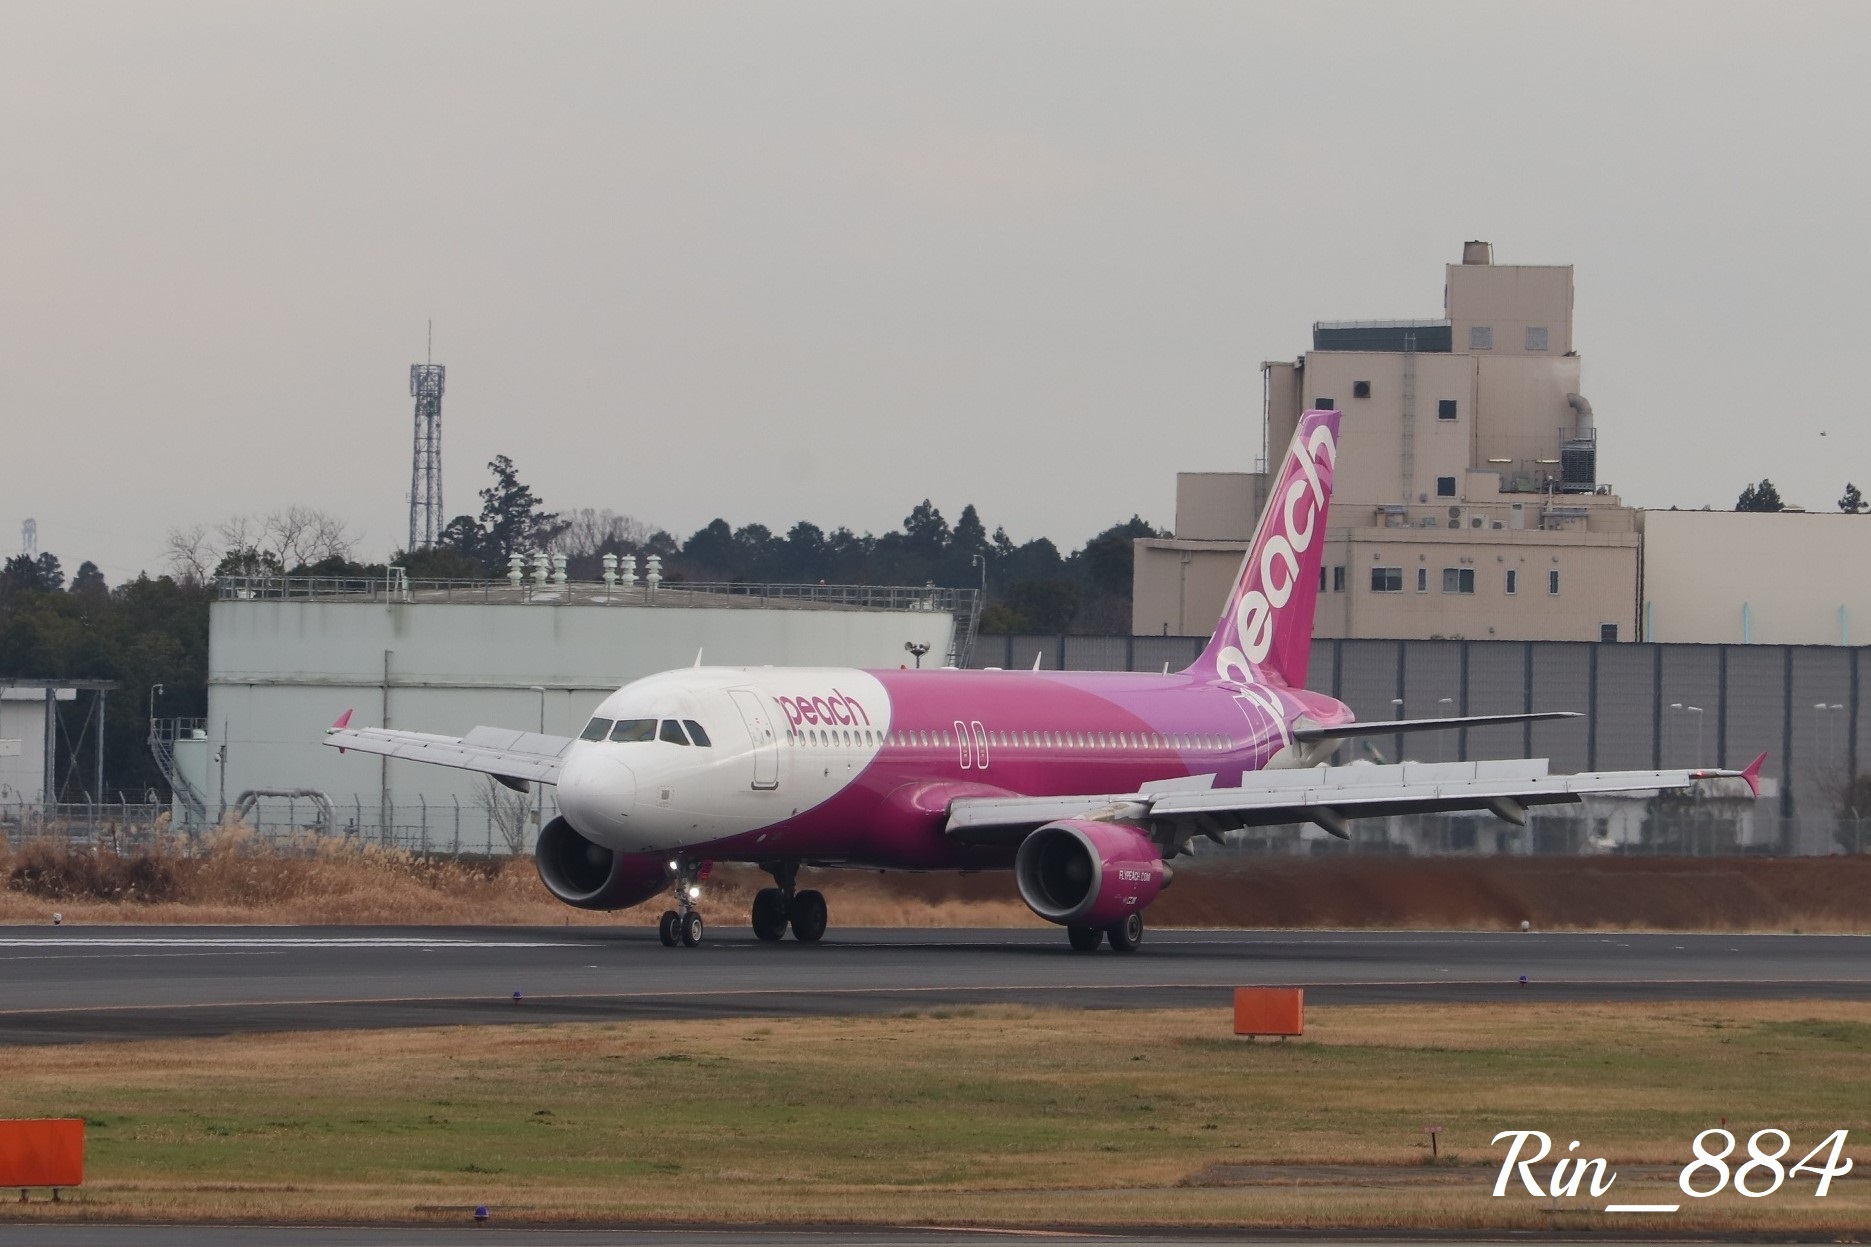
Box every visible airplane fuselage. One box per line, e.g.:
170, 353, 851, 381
555, 665, 1353, 869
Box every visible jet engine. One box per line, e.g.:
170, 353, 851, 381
1013, 819, 1170, 927
535, 815, 668, 910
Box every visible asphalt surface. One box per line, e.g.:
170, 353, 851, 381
0, 925, 1863, 1044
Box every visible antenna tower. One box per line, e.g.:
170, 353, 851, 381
20, 518, 36, 558
408, 325, 446, 550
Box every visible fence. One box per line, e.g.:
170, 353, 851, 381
10, 634, 1870, 859
0, 795, 558, 858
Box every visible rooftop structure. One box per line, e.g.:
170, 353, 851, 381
1136, 242, 1640, 644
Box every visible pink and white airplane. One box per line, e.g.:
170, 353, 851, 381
327, 409, 1760, 951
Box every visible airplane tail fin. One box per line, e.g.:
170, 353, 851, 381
1189, 408, 1341, 688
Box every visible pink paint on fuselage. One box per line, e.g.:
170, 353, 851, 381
698, 666, 1353, 870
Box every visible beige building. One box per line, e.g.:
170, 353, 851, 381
1641, 510, 1871, 645
1135, 242, 1640, 642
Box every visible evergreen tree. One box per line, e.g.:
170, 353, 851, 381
1841, 483, 1866, 514
477, 455, 564, 562
70, 561, 108, 598
1736, 479, 1785, 512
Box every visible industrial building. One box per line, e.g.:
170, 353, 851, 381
1134, 241, 1640, 643
178, 576, 972, 847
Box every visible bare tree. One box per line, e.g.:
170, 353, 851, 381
165, 506, 359, 582
264, 505, 355, 569
473, 775, 532, 855
162, 523, 214, 585
558, 508, 656, 558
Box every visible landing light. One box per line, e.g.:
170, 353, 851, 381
688, 885, 702, 900
668, 860, 679, 871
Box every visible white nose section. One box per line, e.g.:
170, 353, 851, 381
557, 752, 636, 840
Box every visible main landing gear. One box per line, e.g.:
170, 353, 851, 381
751, 860, 828, 943
1066, 911, 1144, 954
658, 860, 706, 948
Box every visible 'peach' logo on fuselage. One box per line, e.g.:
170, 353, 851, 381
776, 689, 872, 729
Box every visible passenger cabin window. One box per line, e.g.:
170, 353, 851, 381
659, 719, 690, 745
608, 718, 656, 743
683, 720, 712, 747
581, 718, 613, 742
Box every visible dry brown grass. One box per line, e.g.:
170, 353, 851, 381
3, 830, 1870, 932
0, 1001, 1865, 1230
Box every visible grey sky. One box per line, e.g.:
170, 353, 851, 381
5, 1, 1867, 582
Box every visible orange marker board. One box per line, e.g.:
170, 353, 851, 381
0, 1119, 84, 1187
1233, 987, 1303, 1036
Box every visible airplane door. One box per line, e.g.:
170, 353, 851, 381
728, 689, 781, 791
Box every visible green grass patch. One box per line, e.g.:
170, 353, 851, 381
0, 1002, 1865, 1230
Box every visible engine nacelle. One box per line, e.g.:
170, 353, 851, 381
1014, 819, 1169, 928
535, 815, 668, 911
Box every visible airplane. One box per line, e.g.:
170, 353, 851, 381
326, 408, 1762, 951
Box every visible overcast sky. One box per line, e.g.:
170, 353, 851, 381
4, 1, 1867, 582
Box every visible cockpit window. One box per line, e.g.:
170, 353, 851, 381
659, 719, 690, 745
683, 720, 712, 747
580, 717, 613, 742
609, 718, 657, 743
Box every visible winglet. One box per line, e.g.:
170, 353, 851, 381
331, 708, 353, 731
1740, 751, 1766, 798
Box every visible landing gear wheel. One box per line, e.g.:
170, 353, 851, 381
751, 888, 789, 941
1105, 911, 1144, 953
679, 911, 705, 947
789, 889, 828, 943
657, 910, 680, 947
1067, 924, 1104, 952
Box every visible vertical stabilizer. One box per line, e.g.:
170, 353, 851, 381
1189, 408, 1340, 688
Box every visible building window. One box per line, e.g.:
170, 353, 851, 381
1371, 567, 1402, 592
1526, 326, 1549, 351
1314, 397, 1336, 410
1599, 623, 1618, 642
1437, 399, 1458, 421
1436, 476, 1457, 497
1506, 569, 1518, 595
1353, 380, 1371, 398
1549, 569, 1561, 595
1319, 565, 1327, 592
1332, 565, 1346, 592
1442, 567, 1475, 594
1469, 325, 1493, 350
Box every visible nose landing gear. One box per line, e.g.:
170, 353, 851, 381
658, 860, 707, 948
751, 860, 828, 943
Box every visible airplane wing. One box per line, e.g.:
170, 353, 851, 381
1292, 711, 1580, 742
322, 711, 574, 790
943, 753, 1765, 851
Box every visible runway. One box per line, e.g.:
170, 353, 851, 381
0, 924, 1863, 1044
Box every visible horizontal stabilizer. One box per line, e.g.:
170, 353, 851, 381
1292, 711, 1581, 742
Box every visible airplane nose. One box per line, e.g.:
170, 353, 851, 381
559, 753, 636, 834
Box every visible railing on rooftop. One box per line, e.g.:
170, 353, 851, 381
217, 575, 978, 616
